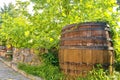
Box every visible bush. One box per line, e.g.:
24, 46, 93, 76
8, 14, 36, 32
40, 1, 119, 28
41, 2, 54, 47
18, 51, 64, 80
41, 52, 59, 66
18, 63, 64, 80
77, 69, 120, 80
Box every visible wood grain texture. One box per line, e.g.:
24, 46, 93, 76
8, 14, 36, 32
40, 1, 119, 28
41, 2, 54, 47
59, 22, 114, 77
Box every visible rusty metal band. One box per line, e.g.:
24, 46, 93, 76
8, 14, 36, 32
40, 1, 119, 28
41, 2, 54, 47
60, 46, 114, 50
61, 37, 112, 41
60, 68, 88, 73
60, 62, 111, 67
62, 27, 110, 34
60, 68, 84, 73
60, 62, 93, 66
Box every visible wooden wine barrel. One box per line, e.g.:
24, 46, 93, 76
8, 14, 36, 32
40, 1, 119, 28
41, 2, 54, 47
59, 22, 114, 77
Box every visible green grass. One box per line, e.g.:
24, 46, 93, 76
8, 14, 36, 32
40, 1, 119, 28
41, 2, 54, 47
18, 63, 64, 80
17, 51, 65, 80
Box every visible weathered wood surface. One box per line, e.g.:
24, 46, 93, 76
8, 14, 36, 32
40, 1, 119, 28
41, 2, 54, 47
59, 22, 114, 76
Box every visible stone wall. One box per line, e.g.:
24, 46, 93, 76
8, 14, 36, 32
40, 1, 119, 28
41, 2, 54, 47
0, 46, 47, 65
12, 48, 41, 65
0, 46, 6, 57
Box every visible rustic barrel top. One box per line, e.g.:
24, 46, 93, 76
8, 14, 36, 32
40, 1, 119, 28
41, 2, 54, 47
62, 22, 108, 31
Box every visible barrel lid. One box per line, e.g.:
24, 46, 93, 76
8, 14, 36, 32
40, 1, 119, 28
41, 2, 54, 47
62, 22, 108, 31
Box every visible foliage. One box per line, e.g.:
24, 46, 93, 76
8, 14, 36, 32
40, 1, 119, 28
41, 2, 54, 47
68, 65, 120, 80
115, 62, 120, 71
0, 3, 14, 14
1, 0, 120, 79
18, 51, 64, 80
18, 63, 64, 80
18, 62, 120, 80
77, 69, 120, 80
0, 0, 119, 49
41, 52, 59, 66
0, 0, 119, 56
18, 62, 60, 80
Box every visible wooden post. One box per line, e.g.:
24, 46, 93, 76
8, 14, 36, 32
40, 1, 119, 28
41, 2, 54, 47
109, 51, 113, 75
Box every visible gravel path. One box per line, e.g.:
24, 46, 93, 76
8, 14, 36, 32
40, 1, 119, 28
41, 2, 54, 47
0, 61, 30, 80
